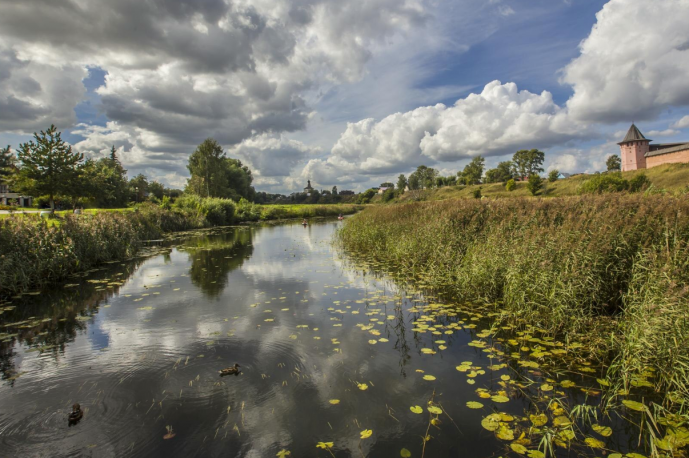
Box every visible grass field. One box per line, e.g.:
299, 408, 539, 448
394, 163, 689, 202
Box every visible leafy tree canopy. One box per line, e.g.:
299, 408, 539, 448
513, 149, 545, 179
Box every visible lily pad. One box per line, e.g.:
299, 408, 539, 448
491, 395, 509, 403
427, 406, 442, 415
466, 401, 483, 409
423, 375, 436, 381
592, 424, 612, 437
622, 400, 645, 412
410, 405, 423, 414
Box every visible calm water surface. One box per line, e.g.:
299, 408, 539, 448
0, 220, 643, 457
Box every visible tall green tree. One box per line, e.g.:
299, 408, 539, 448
16, 125, 84, 211
186, 138, 228, 198
409, 165, 438, 189
461, 156, 485, 185
484, 161, 514, 183
0, 145, 16, 182
527, 174, 544, 196
332, 186, 338, 196
223, 157, 254, 201
606, 155, 621, 172
148, 180, 165, 200
129, 173, 149, 203
512, 149, 545, 179
397, 174, 408, 192
78, 149, 129, 207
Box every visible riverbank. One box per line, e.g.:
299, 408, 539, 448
0, 201, 360, 296
388, 163, 689, 203
337, 195, 689, 415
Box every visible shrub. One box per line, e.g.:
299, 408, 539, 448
235, 198, 261, 222
628, 173, 651, 193
505, 179, 516, 192
526, 174, 543, 196
472, 188, 482, 199
578, 173, 629, 194
174, 195, 236, 226
548, 170, 559, 182
382, 188, 395, 203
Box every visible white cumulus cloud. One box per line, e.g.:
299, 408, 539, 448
563, 0, 689, 123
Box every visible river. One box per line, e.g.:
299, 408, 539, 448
0, 219, 649, 457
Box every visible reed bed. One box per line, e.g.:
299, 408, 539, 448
337, 195, 689, 408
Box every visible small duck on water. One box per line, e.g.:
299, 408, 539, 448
219, 363, 241, 376
68, 403, 83, 426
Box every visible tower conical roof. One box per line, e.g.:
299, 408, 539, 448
618, 124, 650, 144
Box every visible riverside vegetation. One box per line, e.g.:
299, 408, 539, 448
338, 194, 689, 454
0, 197, 360, 296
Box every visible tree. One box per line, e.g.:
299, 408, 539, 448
16, 125, 84, 211
223, 157, 254, 201
186, 138, 228, 198
606, 155, 621, 172
380, 182, 394, 189
461, 156, 485, 185
484, 161, 514, 183
148, 180, 165, 200
332, 186, 338, 196
548, 170, 559, 182
526, 174, 544, 196
397, 174, 408, 192
409, 165, 437, 189
512, 149, 545, 179
407, 173, 420, 190
129, 173, 148, 203
0, 145, 16, 182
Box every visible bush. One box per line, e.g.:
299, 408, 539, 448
382, 188, 395, 203
472, 188, 482, 199
505, 179, 516, 192
578, 172, 629, 194
526, 174, 543, 196
235, 198, 261, 222
548, 170, 559, 182
174, 195, 236, 226
628, 173, 651, 193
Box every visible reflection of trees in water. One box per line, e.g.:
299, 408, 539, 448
186, 229, 254, 298
0, 258, 147, 384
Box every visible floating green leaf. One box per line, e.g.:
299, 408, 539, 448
584, 437, 605, 449
427, 406, 442, 415
491, 395, 509, 403
360, 429, 372, 439
529, 413, 547, 426
410, 405, 423, 414
481, 413, 501, 431
622, 400, 645, 412
510, 443, 527, 454
592, 424, 612, 437
466, 401, 483, 409
422, 375, 436, 381
400, 448, 411, 458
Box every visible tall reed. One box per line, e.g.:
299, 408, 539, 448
337, 195, 689, 407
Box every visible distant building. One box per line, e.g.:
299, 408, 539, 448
557, 172, 572, 179
619, 124, 689, 171
304, 179, 314, 196
378, 187, 392, 194
0, 183, 33, 207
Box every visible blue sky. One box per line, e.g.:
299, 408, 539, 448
1, 0, 688, 192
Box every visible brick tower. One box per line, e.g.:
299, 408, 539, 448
618, 124, 650, 171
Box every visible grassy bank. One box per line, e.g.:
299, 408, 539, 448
394, 163, 689, 202
337, 195, 689, 410
0, 201, 361, 296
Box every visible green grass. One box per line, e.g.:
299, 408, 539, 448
337, 194, 689, 414
398, 163, 689, 202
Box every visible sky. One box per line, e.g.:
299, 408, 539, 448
1, 0, 689, 194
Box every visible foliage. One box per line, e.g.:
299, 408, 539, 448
337, 195, 689, 410
397, 174, 408, 192
15, 125, 84, 210
331, 186, 338, 197
186, 138, 255, 201
461, 156, 485, 185
484, 161, 514, 184
606, 155, 621, 172
548, 170, 559, 182
578, 173, 629, 194
129, 173, 149, 203
628, 173, 651, 192
505, 179, 516, 192
357, 188, 377, 204
513, 149, 545, 179
235, 198, 261, 222
174, 194, 236, 226
380, 182, 394, 189
527, 174, 544, 195
79, 153, 129, 208
409, 165, 437, 190
0, 145, 15, 181
472, 187, 482, 199
382, 188, 395, 203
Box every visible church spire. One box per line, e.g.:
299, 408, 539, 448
618, 124, 650, 144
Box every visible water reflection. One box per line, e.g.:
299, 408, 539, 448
0, 221, 647, 457
185, 228, 254, 297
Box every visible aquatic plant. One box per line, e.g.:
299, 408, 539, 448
337, 194, 689, 412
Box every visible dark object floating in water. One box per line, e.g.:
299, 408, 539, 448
219, 363, 241, 376
68, 403, 83, 426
